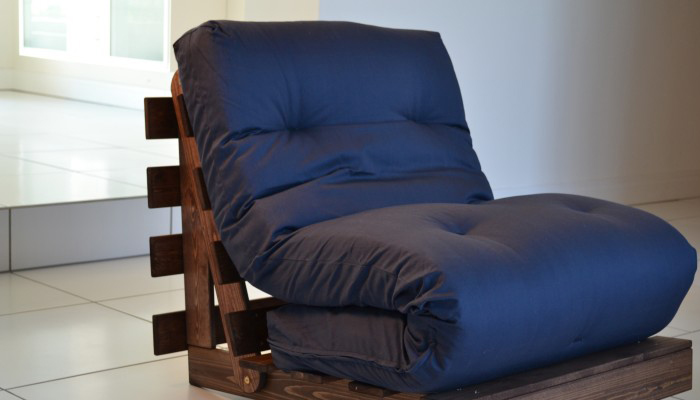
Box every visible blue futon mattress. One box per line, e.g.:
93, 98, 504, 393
174, 20, 697, 393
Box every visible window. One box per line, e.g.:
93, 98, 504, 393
20, 0, 169, 70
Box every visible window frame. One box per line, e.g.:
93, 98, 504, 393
18, 0, 171, 72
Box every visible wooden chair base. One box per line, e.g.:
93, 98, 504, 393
144, 77, 693, 399
183, 337, 691, 400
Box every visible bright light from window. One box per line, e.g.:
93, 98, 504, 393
23, 0, 67, 51
20, 0, 169, 70
111, 0, 164, 61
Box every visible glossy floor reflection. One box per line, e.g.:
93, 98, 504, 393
0, 91, 178, 207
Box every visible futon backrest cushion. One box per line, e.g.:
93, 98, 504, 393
174, 21, 493, 267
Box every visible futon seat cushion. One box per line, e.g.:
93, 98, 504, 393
263, 193, 696, 392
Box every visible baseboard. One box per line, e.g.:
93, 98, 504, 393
492, 169, 700, 205
0, 68, 13, 89
11, 70, 170, 110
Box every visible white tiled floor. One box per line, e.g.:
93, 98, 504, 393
0, 91, 179, 271
0, 199, 697, 399
0, 91, 178, 207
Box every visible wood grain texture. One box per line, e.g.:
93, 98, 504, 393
226, 297, 286, 356
290, 370, 342, 384
212, 240, 243, 285
146, 166, 181, 208
425, 337, 692, 400
175, 94, 194, 137
349, 381, 398, 397
189, 346, 420, 400
149, 234, 184, 277
194, 167, 212, 210
152, 307, 228, 355
513, 349, 692, 400
152, 310, 187, 355
171, 72, 263, 392
226, 308, 272, 356
172, 73, 217, 349
190, 338, 691, 399
144, 97, 179, 139
240, 354, 276, 373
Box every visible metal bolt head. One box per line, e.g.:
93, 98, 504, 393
243, 376, 251, 385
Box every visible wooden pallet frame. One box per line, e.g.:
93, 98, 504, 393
144, 72, 693, 399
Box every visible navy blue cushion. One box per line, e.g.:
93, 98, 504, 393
264, 194, 696, 392
174, 20, 696, 393
174, 20, 493, 275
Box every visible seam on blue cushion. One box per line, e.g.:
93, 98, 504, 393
256, 25, 296, 130
259, 255, 404, 279
268, 338, 434, 375
226, 118, 472, 137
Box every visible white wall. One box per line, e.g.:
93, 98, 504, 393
0, 0, 17, 88
227, 0, 319, 21
320, 0, 700, 204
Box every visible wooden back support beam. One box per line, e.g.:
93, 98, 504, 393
145, 74, 283, 393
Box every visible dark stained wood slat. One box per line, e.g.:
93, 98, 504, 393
149, 234, 183, 277
152, 307, 228, 355
144, 97, 179, 139
189, 346, 421, 400
152, 310, 187, 356
170, 72, 264, 392
225, 298, 286, 356
175, 94, 194, 137
147, 166, 181, 208
239, 353, 276, 373
194, 167, 212, 210
249, 296, 287, 311
425, 337, 692, 400
225, 309, 270, 357
506, 349, 691, 400
212, 241, 243, 285
349, 381, 398, 398
290, 370, 341, 384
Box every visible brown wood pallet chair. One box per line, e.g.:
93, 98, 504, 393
142, 72, 693, 399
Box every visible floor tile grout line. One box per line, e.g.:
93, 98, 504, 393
0, 301, 91, 318
93, 302, 153, 323
78, 170, 148, 189
12, 267, 183, 301
7, 208, 11, 272
6, 272, 184, 320
0, 153, 155, 190
96, 287, 185, 303
5, 355, 188, 391
665, 214, 700, 223
632, 196, 700, 208
9, 273, 104, 303
3, 390, 27, 400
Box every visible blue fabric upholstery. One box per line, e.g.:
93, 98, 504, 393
174, 20, 696, 393
265, 194, 695, 391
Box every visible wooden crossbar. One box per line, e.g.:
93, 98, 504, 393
149, 234, 183, 277
144, 97, 179, 139
146, 166, 180, 208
